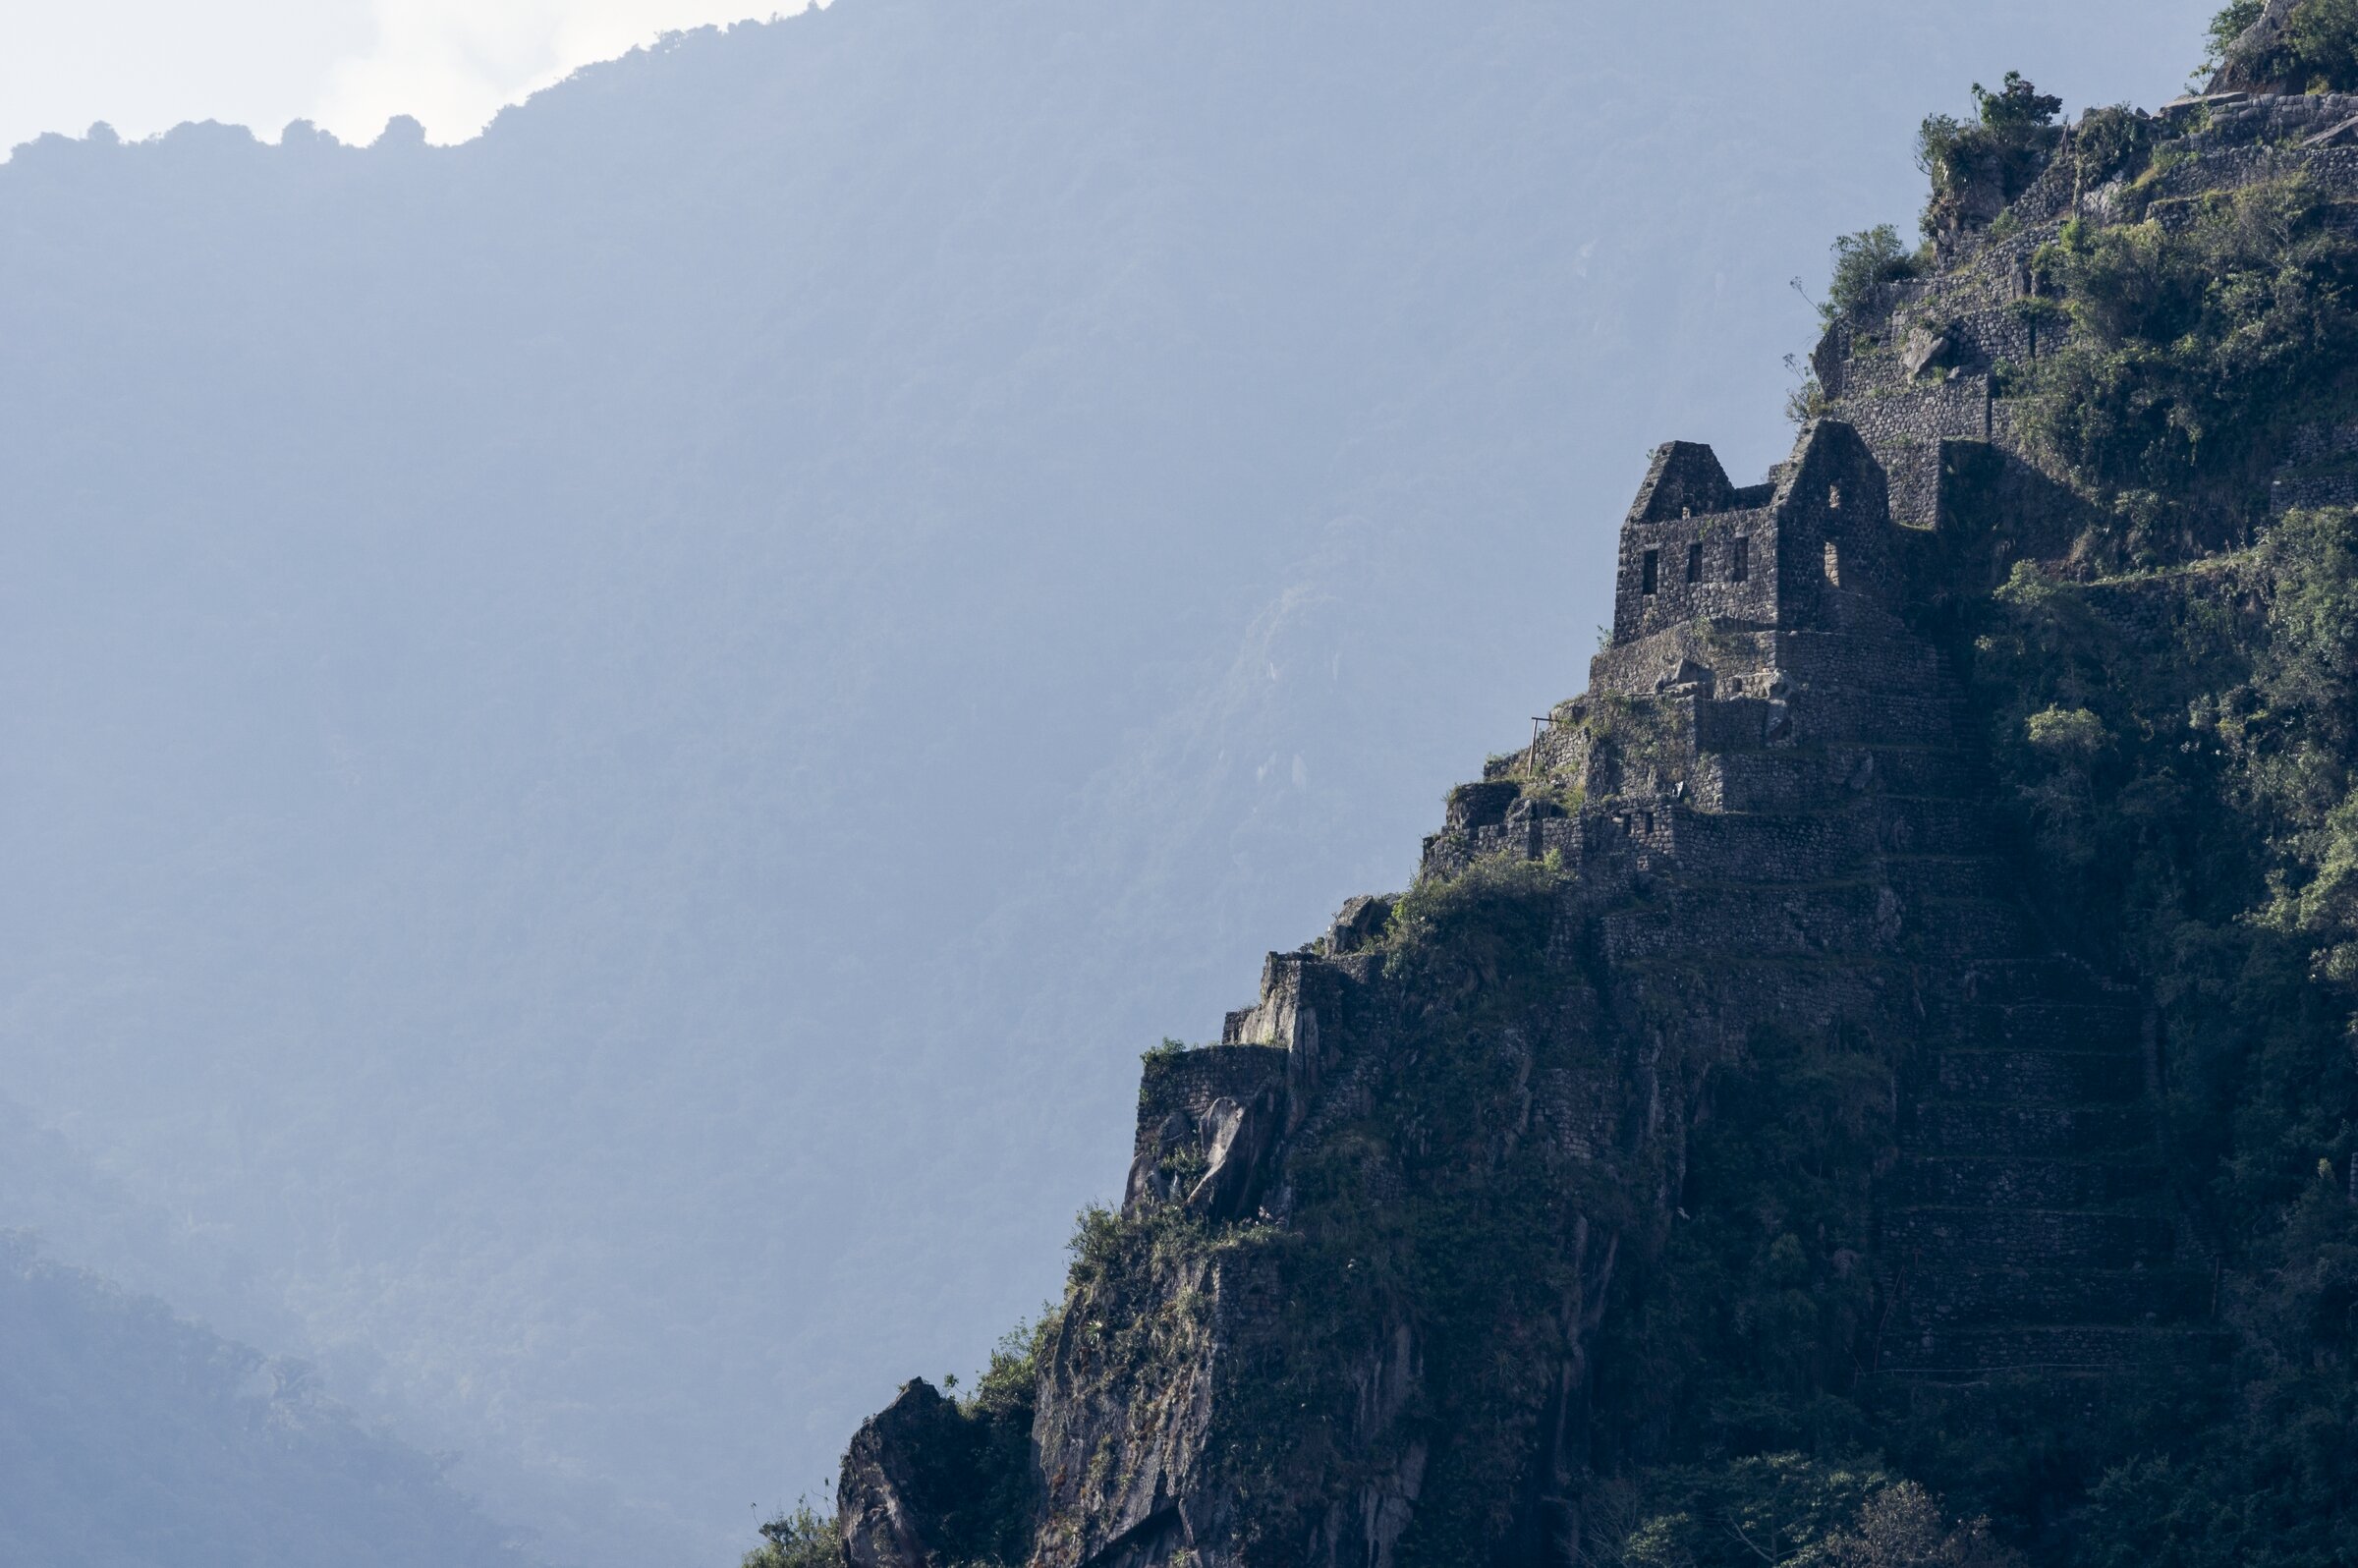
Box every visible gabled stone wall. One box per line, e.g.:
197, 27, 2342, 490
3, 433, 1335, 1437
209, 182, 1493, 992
1611, 420, 1900, 644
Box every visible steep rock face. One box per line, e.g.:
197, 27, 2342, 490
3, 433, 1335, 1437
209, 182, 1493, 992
841, 1382, 966, 1568
839, 1377, 1037, 1568
830, 78, 2358, 1568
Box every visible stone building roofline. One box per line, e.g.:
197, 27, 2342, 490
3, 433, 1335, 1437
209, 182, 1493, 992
1607, 420, 1895, 648
1626, 440, 1776, 525
1625, 420, 1878, 532
1772, 418, 1885, 514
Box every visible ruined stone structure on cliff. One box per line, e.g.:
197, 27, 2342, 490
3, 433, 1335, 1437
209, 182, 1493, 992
824, 83, 2358, 1568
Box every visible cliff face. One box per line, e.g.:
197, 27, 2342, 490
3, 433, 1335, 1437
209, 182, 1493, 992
824, 71, 2358, 1568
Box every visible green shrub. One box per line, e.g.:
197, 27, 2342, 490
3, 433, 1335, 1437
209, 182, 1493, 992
2078, 1181, 2358, 1568
2288, 0, 2358, 85
1917, 73, 2064, 239
1953, 505, 2358, 1566
2024, 704, 2108, 760
2205, 0, 2267, 75
1824, 226, 1925, 326
743, 1502, 843, 1568
2070, 105, 2156, 190
1382, 849, 1564, 975
1601, 1459, 2022, 1568
1615, 1454, 1892, 1568
964, 1308, 1059, 1422
1816, 1483, 2022, 1568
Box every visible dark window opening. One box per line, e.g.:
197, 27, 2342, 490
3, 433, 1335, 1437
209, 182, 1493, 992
1685, 541, 1703, 584
1641, 548, 1658, 595
1731, 537, 1749, 582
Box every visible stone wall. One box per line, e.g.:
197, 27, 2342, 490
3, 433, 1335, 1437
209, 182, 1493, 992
1837, 378, 1993, 530
1771, 420, 1902, 628
1610, 421, 1901, 643
2179, 90, 2358, 151
1135, 1044, 1288, 1156
1613, 504, 1778, 641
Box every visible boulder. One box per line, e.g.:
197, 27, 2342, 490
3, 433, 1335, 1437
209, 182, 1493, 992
2305, 113, 2358, 148
1901, 323, 1954, 380
1444, 781, 1520, 831
1654, 655, 1716, 697
2207, 0, 2301, 95
1124, 1110, 1196, 1211
1327, 894, 1394, 955
1505, 793, 1567, 825
1184, 1090, 1281, 1221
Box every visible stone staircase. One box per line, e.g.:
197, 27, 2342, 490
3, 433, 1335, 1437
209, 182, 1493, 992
1875, 959, 2225, 1382
1541, 614, 2229, 1389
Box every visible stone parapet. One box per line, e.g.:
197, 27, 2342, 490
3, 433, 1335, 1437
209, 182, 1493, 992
1135, 1044, 1288, 1157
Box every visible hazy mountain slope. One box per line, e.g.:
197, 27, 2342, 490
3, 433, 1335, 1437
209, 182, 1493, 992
0, 1234, 531, 1568
0, 1093, 302, 1356
0, 2, 2216, 1560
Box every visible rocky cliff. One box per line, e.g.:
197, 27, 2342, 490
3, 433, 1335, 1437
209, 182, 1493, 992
814, 28, 2358, 1568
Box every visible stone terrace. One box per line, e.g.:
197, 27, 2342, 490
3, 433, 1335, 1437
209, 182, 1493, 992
1409, 408, 2226, 1388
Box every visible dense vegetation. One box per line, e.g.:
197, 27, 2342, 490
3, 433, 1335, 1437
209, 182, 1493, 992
1823, 227, 1926, 326
1958, 515, 2358, 1567
744, 1505, 845, 1568
1917, 74, 2065, 244
2025, 176, 2358, 561
1863, 27, 2358, 1559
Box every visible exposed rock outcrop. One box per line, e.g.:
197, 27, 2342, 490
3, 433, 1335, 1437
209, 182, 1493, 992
839, 1378, 1034, 1568
2207, 0, 2301, 94
839, 1381, 965, 1568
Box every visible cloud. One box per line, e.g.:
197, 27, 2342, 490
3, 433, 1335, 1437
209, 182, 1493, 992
311, 0, 816, 144
0, 0, 374, 151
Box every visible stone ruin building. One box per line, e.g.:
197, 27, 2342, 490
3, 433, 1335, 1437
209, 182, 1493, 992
1156, 409, 2223, 1395
901, 394, 2228, 1568
1565, 416, 2213, 1384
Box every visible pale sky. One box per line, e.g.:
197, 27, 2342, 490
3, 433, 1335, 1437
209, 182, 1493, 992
0, 0, 817, 151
